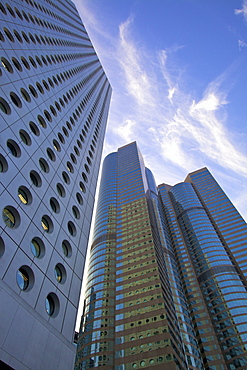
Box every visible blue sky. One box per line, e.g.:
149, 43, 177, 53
74, 0, 247, 219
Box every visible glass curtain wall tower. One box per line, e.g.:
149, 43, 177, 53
0, 0, 111, 368
76, 142, 247, 370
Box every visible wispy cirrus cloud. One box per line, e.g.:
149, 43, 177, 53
235, 0, 247, 21
118, 16, 156, 108
112, 16, 247, 179
238, 39, 247, 50
73, 1, 247, 218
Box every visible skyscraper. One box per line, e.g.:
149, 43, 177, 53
76, 142, 247, 370
0, 0, 111, 368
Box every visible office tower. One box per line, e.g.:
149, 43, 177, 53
0, 0, 111, 368
76, 142, 247, 370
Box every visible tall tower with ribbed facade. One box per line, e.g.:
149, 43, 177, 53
76, 142, 247, 370
0, 0, 111, 368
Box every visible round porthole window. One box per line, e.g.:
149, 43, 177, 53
1, 57, 13, 73
50, 105, 56, 116
62, 240, 72, 257
0, 154, 8, 172
16, 266, 34, 291
76, 192, 83, 205
84, 164, 90, 174
77, 139, 82, 148
45, 293, 59, 317
58, 132, 64, 143
29, 121, 40, 136
30, 170, 42, 187
62, 126, 68, 137
43, 80, 50, 91
0, 97, 11, 115
19, 129, 31, 146
30, 237, 45, 258
29, 85, 37, 98
82, 172, 88, 183
29, 56, 37, 68
21, 57, 30, 70
44, 110, 52, 122
0, 236, 5, 258
66, 121, 72, 131
2, 206, 20, 228
54, 263, 66, 284
70, 153, 77, 164
7, 139, 21, 157
0, 3, 7, 15
53, 139, 61, 152
18, 186, 32, 205
62, 171, 70, 184
36, 82, 44, 94
67, 161, 74, 173
37, 115, 47, 128
68, 221, 76, 236
20, 88, 31, 102
72, 205, 80, 219
41, 215, 53, 233
21, 31, 29, 43
74, 146, 79, 156
10, 92, 22, 108
47, 148, 56, 161
39, 158, 49, 173
50, 197, 60, 213
79, 181, 86, 193
57, 183, 65, 197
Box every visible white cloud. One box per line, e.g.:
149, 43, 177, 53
238, 39, 247, 50
189, 90, 247, 176
114, 118, 136, 142
111, 16, 247, 179
118, 17, 156, 108
73, 1, 247, 216
167, 87, 177, 102
235, 0, 247, 22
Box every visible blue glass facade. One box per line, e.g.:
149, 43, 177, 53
76, 144, 247, 370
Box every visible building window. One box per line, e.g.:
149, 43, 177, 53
50, 197, 60, 213
30, 237, 45, 258
30, 170, 42, 187
16, 266, 34, 291
0, 154, 8, 172
54, 263, 66, 284
62, 240, 72, 257
2, 206, 20, 228
18, 186, 32, 205
7, 139, 21, 157
41, 215, 53, 233
0, 236, 5, 258
45, 293, 59, 317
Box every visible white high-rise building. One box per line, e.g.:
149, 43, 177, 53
0, 0, 111, 368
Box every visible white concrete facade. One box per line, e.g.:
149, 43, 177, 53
0, 0, 111, 368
